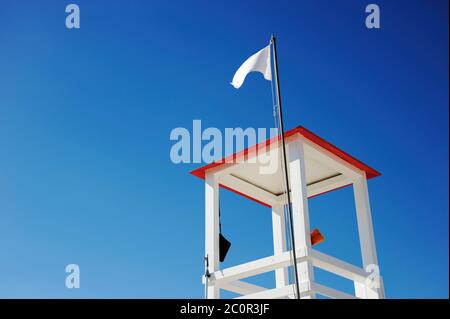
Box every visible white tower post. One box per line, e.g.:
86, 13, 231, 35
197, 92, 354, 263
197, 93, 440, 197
353, 174, 385, 299
205, 172, 220, 299
288, 139, 315, 298
271, 204, 289, 288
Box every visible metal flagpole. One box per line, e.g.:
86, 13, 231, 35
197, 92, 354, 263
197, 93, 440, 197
270, 35, 301, 299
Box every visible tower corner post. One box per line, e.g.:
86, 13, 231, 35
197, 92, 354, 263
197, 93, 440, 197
288, 139, 315, 298
353, 175, 385, 299
205, 172, 220, 298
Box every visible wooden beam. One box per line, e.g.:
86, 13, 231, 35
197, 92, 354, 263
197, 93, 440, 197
353, 176, 384, 298
220, 280, 266, 295
288, 140, 315, 298
311, 283, 359, 299
220, 174, 279, 206
236, 284, 313, 299
301, 138, 362, 180
205, 173, 220, 298
310, 249, 367, 283
277, 173, 352, 203
207, 249, 307, 285
307, 174, 351, 197
272, 205, 289, 288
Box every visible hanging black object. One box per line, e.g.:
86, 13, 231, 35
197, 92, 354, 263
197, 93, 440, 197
219, 233, 231, 262
218, 203, 231, 262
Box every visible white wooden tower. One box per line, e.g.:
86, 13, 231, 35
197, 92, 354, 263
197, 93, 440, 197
191, 125, 385, 299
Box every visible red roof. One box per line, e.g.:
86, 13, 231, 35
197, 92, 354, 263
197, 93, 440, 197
190, 125, 381, 180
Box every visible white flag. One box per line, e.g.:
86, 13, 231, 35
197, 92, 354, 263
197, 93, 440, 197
231, 45, 272, 89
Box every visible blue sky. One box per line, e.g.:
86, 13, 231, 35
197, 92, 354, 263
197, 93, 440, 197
0, 0, 448, 298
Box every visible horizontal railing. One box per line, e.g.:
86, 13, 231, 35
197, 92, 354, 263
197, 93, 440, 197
205, 248, 379, 299
204, 249, 307, 286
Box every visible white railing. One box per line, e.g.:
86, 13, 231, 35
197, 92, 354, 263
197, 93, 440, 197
204, 248, 382, 299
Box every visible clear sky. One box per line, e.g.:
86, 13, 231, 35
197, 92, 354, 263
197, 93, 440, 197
0, 0, 448, 298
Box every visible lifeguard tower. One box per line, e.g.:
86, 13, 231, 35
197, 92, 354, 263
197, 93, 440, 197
191, 125, 385, 299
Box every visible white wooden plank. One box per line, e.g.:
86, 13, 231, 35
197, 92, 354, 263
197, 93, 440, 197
307, 174, 351, 197
272, 205, 289, 288
310, 249, 367, 283
287, 140, 315, 298
277, 173, 352, 202
353, 176, 384, 299
301, 137, 362, 180
205, 173, 220, 298
221, 280, 266, 295
312, 283, 359, 299
220, 174, 279, 206
236, 284, 313, 299
208, 249, 307, 285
